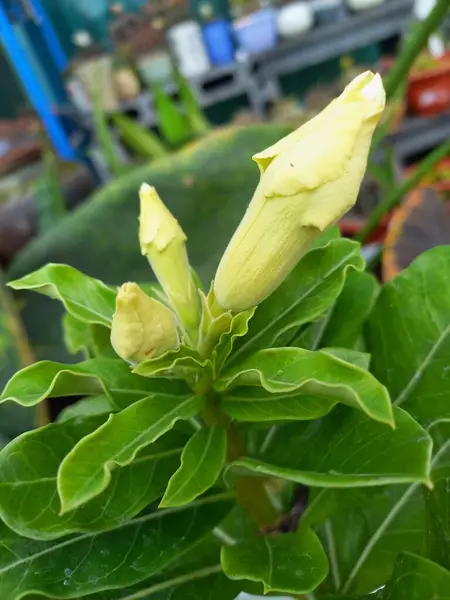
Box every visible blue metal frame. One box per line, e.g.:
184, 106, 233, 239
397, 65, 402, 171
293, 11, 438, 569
0, 0, 84, 161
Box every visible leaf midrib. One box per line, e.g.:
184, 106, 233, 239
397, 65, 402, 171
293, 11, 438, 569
0, 492, 233, 576
62, 396, 197, 509
0, 448, 183, 488
340, 434, 450, 593
394, 322, 450, 407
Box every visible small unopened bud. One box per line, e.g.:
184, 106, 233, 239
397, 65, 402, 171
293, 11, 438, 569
111, 282, 179, 362
214, 71, 385, 312
139, 184, 200, 343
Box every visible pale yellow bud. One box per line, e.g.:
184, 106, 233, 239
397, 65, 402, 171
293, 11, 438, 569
111, 282, 179, 362
214, 71, 385, 311
139, 184, 200, 343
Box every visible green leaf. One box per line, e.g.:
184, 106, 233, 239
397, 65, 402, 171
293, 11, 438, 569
213, 308, 256, 376
379, 553, 450, 599
57, 396, 113, 422
221, 527, 328, 595
229, 406, 432, 489
0, 492, 233, 600
216, 347, 393, 425
0, 417, 185, 539
62, 312, 91, 356
112, 113, 169, 159
63, 313, 116, 359
230, 239, 364, 363
8, 264, 117, 327
222, 387, 335, 422
161, 426, 227, 507
90, 567, 244, 600
134, 346, 210, 379
367, 246, 450, 425
295, 270, 379, 351
58, 393, 204, 513
92, 77, 127, 177
326, 428, 450, 596
317, 485, 426, 595
0, 358, 188, 409
423, 423, 450, 569
321, 347, 371, 371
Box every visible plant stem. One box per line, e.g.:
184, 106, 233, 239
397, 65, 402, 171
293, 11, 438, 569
226, 422, 279, 528
383, 0, 450, 101
357, 137, 450, 244
203, 390, 279, 528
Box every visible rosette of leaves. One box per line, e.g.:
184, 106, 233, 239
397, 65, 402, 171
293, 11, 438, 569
0, 226, 446, 599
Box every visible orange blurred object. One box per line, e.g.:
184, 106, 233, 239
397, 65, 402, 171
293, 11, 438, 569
408, 51, 450, 116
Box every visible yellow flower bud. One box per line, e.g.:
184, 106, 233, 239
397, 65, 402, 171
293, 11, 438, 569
214, 71, 385, 312
139, 184, 200, 343
111, 282, 179, 362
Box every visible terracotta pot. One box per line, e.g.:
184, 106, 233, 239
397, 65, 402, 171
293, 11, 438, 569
408, 51, 450, 117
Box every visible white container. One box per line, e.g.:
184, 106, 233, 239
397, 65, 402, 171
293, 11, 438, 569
347, 0, 385, 12
167, 21, 210, 78
277, 1, 314, 39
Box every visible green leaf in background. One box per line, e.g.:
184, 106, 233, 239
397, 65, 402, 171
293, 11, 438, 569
175, 69, 210, 138
0, 493, 232, 600
133, 345, 210, 379
58, 394, 204, 513
161, 426, 227, 507
230, 238, 364, 363
379, 553, 450, 600
295, 270, 379, 351
152, 83, 192, 148
92, 76, 127, 177
0, 417, 185, 539
63, 313, 116, 358
62, 311, 91, 355
57, 396, 112, 422
367, 246, 450, 425
217, 347, 393, 425
0, 273, 36, 438
33, 149, 66, 234
0, 358, 188, 409
221, 527, 328, 595
112, 113, 169, 159
222, 387, 336, 422
8, 264, 117, 327
229, 406, 431, 489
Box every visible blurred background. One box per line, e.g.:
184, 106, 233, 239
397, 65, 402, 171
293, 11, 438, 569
0, 0, 449, 435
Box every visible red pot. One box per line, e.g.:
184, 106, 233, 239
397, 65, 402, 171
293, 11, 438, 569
408, 52, 450, 117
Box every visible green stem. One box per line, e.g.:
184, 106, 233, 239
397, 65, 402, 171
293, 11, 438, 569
202, 390, 279, 528
383, 0, 450, 101
357, 137, 450, 244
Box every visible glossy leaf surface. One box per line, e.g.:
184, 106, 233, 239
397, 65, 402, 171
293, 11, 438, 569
58, 394, 203, 513
0, 359, 188, 410
9, 263, 117, 327
217, 348, 393, 425
0, 494, 232, 600
161, 426, 227, 507
0, 417, 185, 539
221, 527, 328, 595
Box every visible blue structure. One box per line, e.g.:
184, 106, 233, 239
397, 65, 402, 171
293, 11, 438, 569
0, 0, 88, 161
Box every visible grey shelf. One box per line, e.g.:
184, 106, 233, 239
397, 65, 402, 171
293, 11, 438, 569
260, 0, 414, 81
114, 0, 415, 120
388, 112, 450, 160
